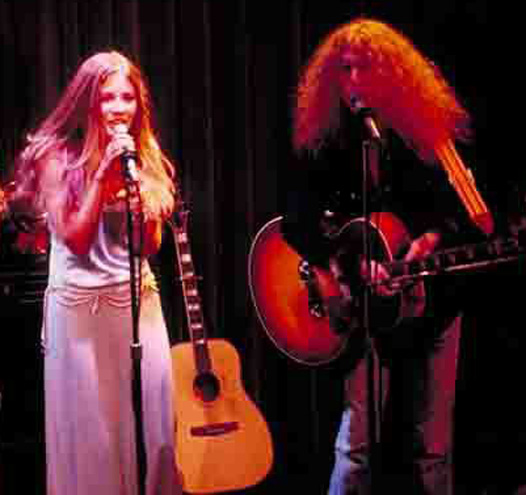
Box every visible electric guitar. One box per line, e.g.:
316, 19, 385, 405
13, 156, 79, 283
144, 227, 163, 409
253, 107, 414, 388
248, 213, 525, 365
169, 210, 273, 493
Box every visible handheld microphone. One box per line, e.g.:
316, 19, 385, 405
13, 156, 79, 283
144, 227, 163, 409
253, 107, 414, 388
112, 123, 139, 183
349, 96, 383, 142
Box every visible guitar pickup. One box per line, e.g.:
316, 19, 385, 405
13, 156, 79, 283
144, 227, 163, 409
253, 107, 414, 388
190, 422, 239, 437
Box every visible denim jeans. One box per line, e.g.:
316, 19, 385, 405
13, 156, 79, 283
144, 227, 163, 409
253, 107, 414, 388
328, 315, 461, 495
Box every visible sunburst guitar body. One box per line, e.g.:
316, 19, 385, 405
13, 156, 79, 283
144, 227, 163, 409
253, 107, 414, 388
248, 213, 525, 366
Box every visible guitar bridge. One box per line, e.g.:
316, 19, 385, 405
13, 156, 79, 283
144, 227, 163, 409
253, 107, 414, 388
190, 422, 239, 437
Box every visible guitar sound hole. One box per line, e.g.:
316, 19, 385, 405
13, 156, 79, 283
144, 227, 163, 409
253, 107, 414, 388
194, 372, 220, 402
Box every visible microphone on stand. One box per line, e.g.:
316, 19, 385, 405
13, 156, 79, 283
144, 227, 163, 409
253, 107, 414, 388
349, 95, 384, 187
112, 123, 139, 184
111, 124, 143, 225
349, 96, 383, 143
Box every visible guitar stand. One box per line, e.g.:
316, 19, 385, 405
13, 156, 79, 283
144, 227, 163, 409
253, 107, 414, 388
124, 180, 147, 495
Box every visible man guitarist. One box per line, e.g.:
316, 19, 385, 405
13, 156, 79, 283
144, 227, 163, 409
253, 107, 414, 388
280, 17, 490, 494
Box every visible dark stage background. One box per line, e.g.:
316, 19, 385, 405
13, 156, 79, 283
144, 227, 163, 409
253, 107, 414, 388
2, 1, 519, 494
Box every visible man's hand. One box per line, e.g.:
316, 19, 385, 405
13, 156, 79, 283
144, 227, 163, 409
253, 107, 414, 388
360, 231, 441, 297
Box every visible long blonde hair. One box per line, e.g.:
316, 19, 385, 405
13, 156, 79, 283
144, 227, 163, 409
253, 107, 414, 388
294, 17, 470, 163
16, 51, 177, 216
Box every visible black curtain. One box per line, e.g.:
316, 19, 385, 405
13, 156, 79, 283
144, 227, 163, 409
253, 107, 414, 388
1, 1, 499, 494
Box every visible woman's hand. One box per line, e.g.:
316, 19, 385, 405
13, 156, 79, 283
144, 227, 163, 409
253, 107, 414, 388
97, 130, 136, 181
95, 131, 137, 203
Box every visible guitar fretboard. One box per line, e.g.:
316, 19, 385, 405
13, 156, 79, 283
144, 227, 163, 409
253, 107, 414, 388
389, 235, 522, 281
177, 231, 206, 340
172, 216, 211, 372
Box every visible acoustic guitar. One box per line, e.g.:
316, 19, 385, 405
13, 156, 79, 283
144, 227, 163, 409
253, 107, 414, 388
169, 211, 273, 493
248, 213, 525, 366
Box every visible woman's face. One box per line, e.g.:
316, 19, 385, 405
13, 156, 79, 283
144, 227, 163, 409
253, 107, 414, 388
98, 69, 138, 140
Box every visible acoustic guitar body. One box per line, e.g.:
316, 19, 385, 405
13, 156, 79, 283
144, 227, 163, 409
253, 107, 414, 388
171, 338, 273, 493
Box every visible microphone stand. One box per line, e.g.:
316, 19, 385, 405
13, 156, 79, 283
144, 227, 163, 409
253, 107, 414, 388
124, 177, 147, 495
359, 133, 383, 494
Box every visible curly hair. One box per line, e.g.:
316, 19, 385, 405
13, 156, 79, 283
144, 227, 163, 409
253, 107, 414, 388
294, 17, 471, 163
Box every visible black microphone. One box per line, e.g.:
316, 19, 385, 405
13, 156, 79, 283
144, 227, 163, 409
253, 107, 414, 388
349, 96, 383, 142
112, 123, 139, 183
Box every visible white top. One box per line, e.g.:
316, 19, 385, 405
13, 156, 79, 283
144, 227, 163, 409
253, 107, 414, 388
48, 196, 154, 289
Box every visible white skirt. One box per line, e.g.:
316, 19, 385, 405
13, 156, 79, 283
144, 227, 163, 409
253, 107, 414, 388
42, 282, 182, 495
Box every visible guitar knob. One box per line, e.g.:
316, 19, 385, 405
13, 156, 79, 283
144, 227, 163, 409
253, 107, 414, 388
298, 259, 311, 281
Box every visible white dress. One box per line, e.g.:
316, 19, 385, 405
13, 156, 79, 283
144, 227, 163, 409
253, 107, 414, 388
42, 198, 182, 495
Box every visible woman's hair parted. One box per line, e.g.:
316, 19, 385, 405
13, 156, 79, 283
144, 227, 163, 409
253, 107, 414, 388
293, 17, 471, 163
15, 51, 177, 213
